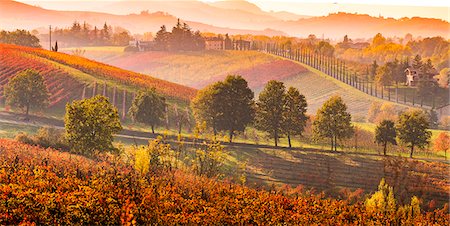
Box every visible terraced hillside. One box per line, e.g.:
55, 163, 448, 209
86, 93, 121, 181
75, 47, 412, 118
62, 47, 307, 89
276, 71, 410, 118
228, 146, 450, 207
0, 44, 196, 107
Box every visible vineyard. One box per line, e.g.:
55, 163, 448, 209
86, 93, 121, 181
0, 46, 84, 108
62, 47, 307, 89
279, 70, 409, 117
68, 47, 418, 118
0, 44, 197, 104
0, 138, 448, 224
228, 145, 450, 207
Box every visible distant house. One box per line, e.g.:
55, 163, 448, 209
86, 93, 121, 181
233, 39, 251, 50
405, 67, 437, 86
129, 40, 155, 51
205, 37, 225, 50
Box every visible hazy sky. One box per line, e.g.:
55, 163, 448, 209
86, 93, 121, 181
15, 0, 450, 22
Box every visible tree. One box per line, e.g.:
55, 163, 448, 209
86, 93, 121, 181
255, 80, 286, 147
375, 65, 393, 86
370, 60, 378, 80
372, 33, 386, 46
435, 68, 449, 88
154, 25, 170, 50
4, 69, 49, 119
0, 29, 41, 47
312, 96, 354, 151
217, 75, 254, 143
396, 110, 431, 158
65, 95, 122, 155
192, 75, 254, 142
129, 89, 167, 134
282, 87, 308, 148
191, 84, 224, 136
52, 41, 58, 52
434, 132, 449, 159
375, 120, 397, 156
412, 54, 423, 69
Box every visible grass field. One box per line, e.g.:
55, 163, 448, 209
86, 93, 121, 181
61, 47, 307, 89
68, 47, 426, 119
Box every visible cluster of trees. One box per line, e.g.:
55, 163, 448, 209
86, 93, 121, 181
192, 76, 309, 147
0, 29, 41, 48
375, 110, 432, 158
51, 21, 132, 47
371, 58, 409, 86
154, 19, 205, 51
4, 70, 444, 158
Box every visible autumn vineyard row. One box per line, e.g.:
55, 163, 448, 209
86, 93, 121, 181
0, 139, 448, 225
0, 44, 197, 105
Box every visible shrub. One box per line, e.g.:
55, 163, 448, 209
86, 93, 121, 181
14, 132, 34, 145
14, 127, 69, 150
194, 140, 225, 178
133, 136, 174, 175
33, 127, 68, 150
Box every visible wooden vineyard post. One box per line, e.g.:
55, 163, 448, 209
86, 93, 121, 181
102, 83, 107, 96
388, 87, 391, 101
122, 89, 126, 120
174, 104, 180, 135
375, 84, 377, 97
92, 82, 97, 97
165, 105, 169, 130
112, 87, 116, 106
81, 84, 86, 99
185, 106, 191, 132
404, 88, 406, 104
396, 85, 398, 103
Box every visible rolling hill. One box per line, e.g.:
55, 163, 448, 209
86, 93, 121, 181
0, 0, 286, 37
3, 0, 448, 39
0, 44, 196, 113
69, 47, 414, 118
1, 138, 448, 224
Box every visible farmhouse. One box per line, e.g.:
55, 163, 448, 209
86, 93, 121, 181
205, 37, 225, 50
129, 40, 155, 51
233, 39, 251, 50
405, 67, 437, 86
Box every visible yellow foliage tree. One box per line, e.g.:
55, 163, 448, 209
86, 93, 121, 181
434, 132, 449, 159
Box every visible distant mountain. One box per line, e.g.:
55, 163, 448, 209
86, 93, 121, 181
274, 12, 450, 39
0, 0, 287, 36
1, 0, 448, 39
208, 0, 311, 21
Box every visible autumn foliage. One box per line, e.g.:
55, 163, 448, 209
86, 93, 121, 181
0, 44, 196, 102
0, 139, 448, 225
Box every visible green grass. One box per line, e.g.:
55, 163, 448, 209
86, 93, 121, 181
0, 122, 39, 138
273, 56, 420, 118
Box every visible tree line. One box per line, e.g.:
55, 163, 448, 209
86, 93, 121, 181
0, 29, 41, 48
4, 70, 439, 158
50, 21, 132, 47
154, 19, 205, 51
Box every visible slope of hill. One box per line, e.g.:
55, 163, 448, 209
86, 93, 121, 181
0, 0, 286, 36
1, 138, 448, 224
0, 44, 196, 109
70, 47, 414, 118
67, 48, 307, 89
